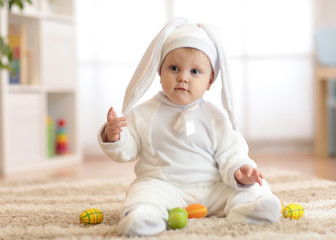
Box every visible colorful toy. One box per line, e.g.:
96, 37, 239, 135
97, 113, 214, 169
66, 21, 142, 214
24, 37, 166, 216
185, 204, 207, 218
56, 118, 68, 154
80, 208, 104, 224
283, 203, 304, 220
167, 204, 207, 229
168, 212, 187, 229
169, 207, 188, 218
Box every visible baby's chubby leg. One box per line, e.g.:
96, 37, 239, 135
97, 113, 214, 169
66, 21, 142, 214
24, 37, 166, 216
225, 179, 281, 224
118, 178, 186, 237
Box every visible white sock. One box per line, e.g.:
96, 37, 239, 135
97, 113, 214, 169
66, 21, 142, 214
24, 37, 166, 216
227, 194, 281, 224
247, 194, 281, 223
118, 205, 167, 237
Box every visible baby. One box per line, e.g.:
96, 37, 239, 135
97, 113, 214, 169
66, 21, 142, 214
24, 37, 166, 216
98, 17, 281, 237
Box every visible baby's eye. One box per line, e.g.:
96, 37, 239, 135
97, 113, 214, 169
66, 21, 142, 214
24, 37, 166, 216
170, 66, 178, 71
191, 69, 200, 74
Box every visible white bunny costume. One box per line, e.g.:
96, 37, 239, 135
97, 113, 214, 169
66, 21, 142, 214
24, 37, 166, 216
98, 17, 281, 237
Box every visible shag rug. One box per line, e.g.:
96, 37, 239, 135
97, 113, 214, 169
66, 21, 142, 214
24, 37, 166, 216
0, 168, 336, 240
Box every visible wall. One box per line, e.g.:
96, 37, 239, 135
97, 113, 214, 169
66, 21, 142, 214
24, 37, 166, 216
314, 0, 336, 29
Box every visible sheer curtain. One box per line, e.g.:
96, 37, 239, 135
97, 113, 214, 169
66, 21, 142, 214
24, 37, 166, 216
76, 0, 313, 154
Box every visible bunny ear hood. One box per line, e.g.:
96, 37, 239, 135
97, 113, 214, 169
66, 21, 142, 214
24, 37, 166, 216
121, 17, 188, 115
160, 23, 219, 79
122, 17, 237, 130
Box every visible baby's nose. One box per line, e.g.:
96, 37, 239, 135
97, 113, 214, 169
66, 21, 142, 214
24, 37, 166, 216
177, 72, 189, 82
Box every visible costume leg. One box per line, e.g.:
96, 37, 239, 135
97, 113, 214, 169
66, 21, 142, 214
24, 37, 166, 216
118, 178, 186, 236
224, 179, 281, 223
118, 204, 167, 237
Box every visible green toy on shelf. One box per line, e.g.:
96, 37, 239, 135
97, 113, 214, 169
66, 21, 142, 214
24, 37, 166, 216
47, 116, 55, 157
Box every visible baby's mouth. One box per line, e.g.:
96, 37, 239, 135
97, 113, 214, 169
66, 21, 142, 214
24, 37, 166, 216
175, 87, 189, 92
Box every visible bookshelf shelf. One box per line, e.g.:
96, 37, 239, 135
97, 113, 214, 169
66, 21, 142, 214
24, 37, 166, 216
9, 8, 75, 23
0, 0, 82, 177
8, 84, 42, 93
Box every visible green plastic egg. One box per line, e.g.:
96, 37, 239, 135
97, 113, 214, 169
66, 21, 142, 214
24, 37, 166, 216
168, 212, 187, 229
169, 207, 188, 218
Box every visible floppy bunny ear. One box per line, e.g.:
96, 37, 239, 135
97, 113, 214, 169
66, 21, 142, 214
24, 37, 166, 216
198, 23, 237, 130
122, 17, 189, 114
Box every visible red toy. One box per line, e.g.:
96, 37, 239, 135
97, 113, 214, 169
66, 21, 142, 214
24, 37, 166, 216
56, 118, 68, 154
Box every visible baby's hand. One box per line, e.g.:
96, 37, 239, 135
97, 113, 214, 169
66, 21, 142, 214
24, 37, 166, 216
234, 165, 264, 186
105, 107, 127, 142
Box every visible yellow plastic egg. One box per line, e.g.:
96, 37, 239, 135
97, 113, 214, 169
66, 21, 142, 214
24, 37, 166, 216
80, 208, 103, 224
283, 203, 304, 220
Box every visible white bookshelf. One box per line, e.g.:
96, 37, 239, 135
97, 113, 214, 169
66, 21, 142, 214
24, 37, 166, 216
0, 0, 82, 176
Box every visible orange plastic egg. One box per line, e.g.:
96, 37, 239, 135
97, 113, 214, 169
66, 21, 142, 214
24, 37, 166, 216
281, 201, 284, 214
185, 204, 207, 219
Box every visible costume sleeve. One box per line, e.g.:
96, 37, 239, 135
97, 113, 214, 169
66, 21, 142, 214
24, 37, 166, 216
213, 112, 257, 189
97, 121, 140, 163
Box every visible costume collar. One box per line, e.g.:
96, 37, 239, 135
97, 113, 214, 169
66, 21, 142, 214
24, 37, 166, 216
154, 91, 201, 136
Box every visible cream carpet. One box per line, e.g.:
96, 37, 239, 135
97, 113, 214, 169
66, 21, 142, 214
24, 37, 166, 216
0, 168, 336, 240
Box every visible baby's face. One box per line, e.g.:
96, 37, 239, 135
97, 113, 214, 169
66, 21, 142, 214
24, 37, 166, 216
160, 48, 214, 106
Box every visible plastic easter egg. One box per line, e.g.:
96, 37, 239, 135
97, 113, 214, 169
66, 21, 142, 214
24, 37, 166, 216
168, 212, 187, 229
185, 204, 207, 219
169, 207, 188, 218
283, 203, 304, 220
80, 208, 103, 224
280, 201, 284, 214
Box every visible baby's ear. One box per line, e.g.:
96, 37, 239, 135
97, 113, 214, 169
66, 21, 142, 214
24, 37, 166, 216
207, 72, 215, 90
210, 72, 214, 83
158, 64, 163, 76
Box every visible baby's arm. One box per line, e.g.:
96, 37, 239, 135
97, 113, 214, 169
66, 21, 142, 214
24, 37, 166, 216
234, 165, 264, 186
104, 107, 127, 142
98, 107, 139, 163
